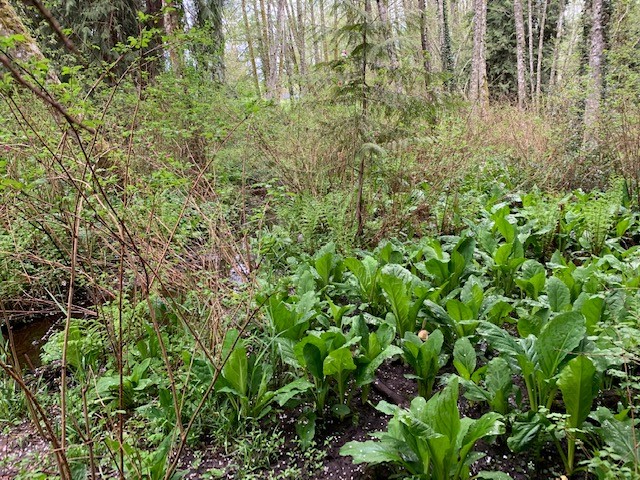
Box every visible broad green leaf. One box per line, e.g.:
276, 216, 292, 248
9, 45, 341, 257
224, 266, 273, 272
579, 295, 604, 335
461, 280, 484, 316
131, 358, 151, 384
221, 328, 240, 360
536, 312, 586, 379
454, 236, 476, 267
495, 216, 516, 243
475, 472, 515, 479
345, 256, 379, 301
221, 343, 248, 397
485, 357, 512, 414
520, 259, 545, 279
380, 273, 410, 335
323, 347, 356, 376
484, 300, 513, 324
296, 411, 317, 450
356, 344, 402, 386
297, 270, 316, 295
616, 217, 631, 237
302, 342, 325, 380
326, 298, 354, 328
274, 378, 313, 406
547, 277, 571, 312
592, 407, 640, 465
376, 322, 396, 350
314, 246, 337, 287
381, 263, 415, 285
477, 322, 522, 359
378, 241, 404, 264
493, 243, 514, 266
424, 377, 460, 443
267, 296, 310, 340
450, 250, 467, 281
446, 299, 473, 321
421, 256, 449, 281
332, 403, 351, 418
453, 337, 477, 380
517, 313, 543, 337
340, 440, 406, 465
459, 412, 504, 467
508, 414, 548, 452
557, 355, 598, 429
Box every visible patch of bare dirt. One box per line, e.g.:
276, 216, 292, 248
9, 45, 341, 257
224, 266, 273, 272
0, 421, 54, 479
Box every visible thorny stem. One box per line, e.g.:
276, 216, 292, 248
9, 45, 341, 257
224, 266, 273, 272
60, 196, 83, 458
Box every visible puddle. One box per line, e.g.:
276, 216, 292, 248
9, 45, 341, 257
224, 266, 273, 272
1, 316, 60, 369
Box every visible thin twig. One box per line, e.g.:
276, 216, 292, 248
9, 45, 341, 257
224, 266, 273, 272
0, 53, 95, 134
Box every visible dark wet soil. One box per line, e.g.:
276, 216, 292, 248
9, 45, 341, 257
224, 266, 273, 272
1, 315, 60, 369
173, 359, 573, 480
0, 421, 55, 479
3, 354, 600, 479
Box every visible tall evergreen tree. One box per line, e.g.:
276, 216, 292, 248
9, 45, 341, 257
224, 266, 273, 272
192, 0, 225, 81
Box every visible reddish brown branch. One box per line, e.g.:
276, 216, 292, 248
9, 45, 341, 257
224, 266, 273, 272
22, 0, 81, 56
0, 52, 95, 134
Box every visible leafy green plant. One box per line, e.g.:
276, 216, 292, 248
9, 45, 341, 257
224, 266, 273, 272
415, 236, 476, 298
0, 334, 26, 422
353, 317, 402, 402
587, 407, 640, 479
452, 337, 477, 381
402, 329, 446, 398
476, 206, 527, 295
557, 355, 600, 475
41, 319, 106, 378
462, 357, 515, 415
293, 329, 358, 418
344, 255, 383, 310
380, 271, 429, 340
265, 292, 319, 365
478, 311, 587, 412
324, 297, 356, 329
340, 378, 505, 479
105, 435, 179, 480
216, 330, 311, 423
94, 357, 158, 409
309, 242, 344, 291
515, 260, 546, 300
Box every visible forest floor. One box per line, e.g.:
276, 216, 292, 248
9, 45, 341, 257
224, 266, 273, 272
0, 358, 577, 480
0, 421, 53, 479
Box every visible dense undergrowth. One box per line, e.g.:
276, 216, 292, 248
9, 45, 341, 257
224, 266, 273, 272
1, 70, 640, 480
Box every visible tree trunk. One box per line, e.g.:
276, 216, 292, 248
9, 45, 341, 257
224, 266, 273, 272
470, 0, 488, 112
549, 0, 565, 90
356, 0, 371, 238
527, 0, 535, 96
162, 0, 182, 73
309, 0, 320, 64
0, 0, 58, 82
285, 5, 300, 75
418, 0, 431, 90
514, 0, 527, 109
440, 0, 453, 87
285, 26, 297, 97
241, 0, 261, 93
333, 4, 339, 60
318, 0, 329, 62
295, 0, 307, 75
258, 0, 271, 82
535, 0, 549, 106
376, 0, 399, 70
266, 0, 285, 99
584, 0, 604, 142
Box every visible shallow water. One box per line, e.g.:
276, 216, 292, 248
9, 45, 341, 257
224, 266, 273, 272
1, 316, 60, 369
